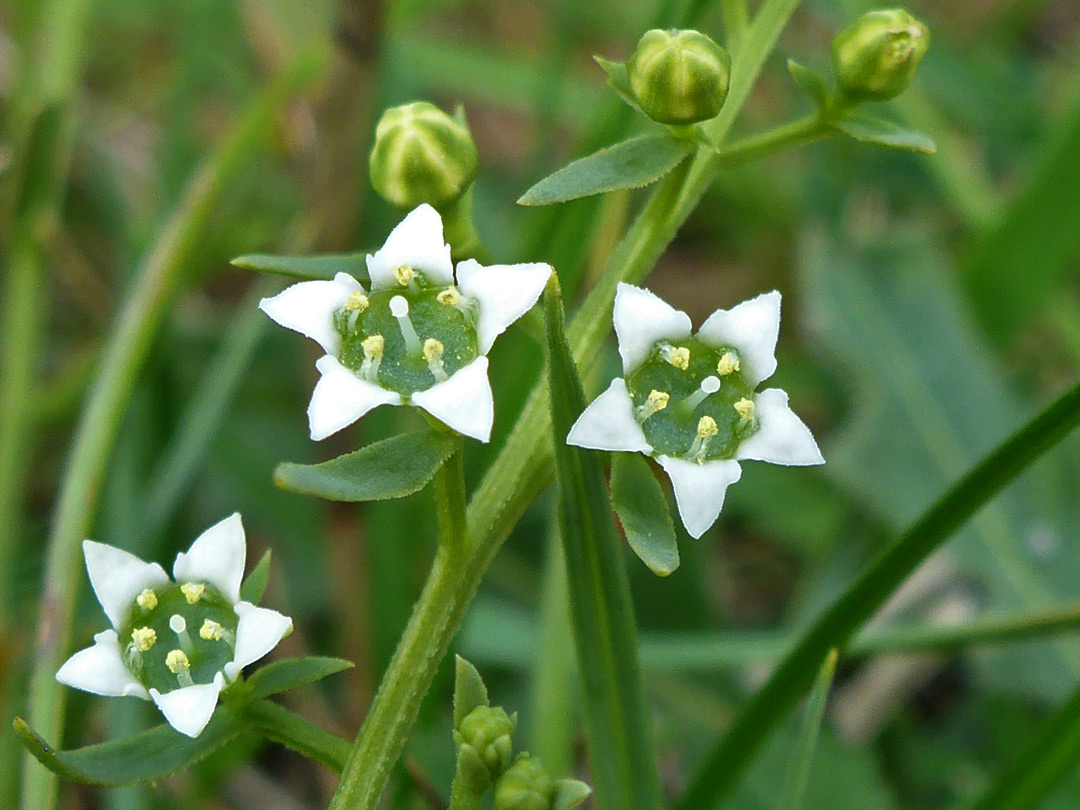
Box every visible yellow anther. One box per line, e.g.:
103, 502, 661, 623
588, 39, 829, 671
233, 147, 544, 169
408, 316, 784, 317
734, 397, 755, 420
180, 582, 205, 605
437, 286, 462, 306
200, 619, 225, 642
667, 346, 690, 370
344, 291, 369, 312
362, 334, 385, 357
717, 352, 740, 376
422, 338, 445, 363
647, 390, 669, 411
697, 415, 719, 439
393, 265, 415, 286
165, 649, 190, 674
136, 588, 158, 610
131, 627, 157, 652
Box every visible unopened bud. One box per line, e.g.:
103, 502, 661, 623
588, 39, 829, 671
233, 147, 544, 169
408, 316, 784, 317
454, 705, 516, 779
627, 29, 731, 125
831, 9, 929, 102
369, 102, 479, 210
494, 754, 554, 810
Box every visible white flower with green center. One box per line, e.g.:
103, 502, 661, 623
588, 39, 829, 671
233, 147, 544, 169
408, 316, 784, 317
259, 204, 552, 442
55, 514, 292, 738
568, 283, 824, 538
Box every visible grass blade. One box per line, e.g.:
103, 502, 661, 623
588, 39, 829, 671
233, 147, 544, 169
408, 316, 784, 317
781, 650, 837, 810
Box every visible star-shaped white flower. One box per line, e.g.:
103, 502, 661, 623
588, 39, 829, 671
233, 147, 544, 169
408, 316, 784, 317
56, 514, 292, 738
567, 284, 823, 539
259, 204, 552, 443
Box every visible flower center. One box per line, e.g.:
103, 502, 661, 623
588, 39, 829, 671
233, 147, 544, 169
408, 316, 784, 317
333, 278, 479, 396
625, 337, 759, 462
119, 583, 238, 694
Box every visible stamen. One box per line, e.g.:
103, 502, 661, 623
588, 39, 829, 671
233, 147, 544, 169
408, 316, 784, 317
170, 614, 193, 654
423, 338, 449, 382
344, 291, 369, 312
636, 389, 670, 421
180, 582, 205, 604
166, 649, 194, 688
393, 265, 415, 287
389, 295, 422, 354
437, 286, 462, 307
659, 343, 690, 370
360, 334, 385, 381
717, 352, 740, 376
734, 397, 756, 422
131, 627, 157, 652
136, 588, 158, 610
688, 415, 719, 462
200, 619, 235, 646
681, 376, 721, 411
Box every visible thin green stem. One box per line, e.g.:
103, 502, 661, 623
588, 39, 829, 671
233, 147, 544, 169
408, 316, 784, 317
245, 700, 349, 772
782, 650, 837, 810
433, 435, 468, 554
19, 64, 317, 810
674, 378, 1080, 810
720, 0, 750, 47
714, 115, 829, 166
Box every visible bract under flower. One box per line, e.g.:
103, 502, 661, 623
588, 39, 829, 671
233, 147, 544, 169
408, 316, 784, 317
567, 283, 823, 539
260, 204, 551, 443
56, 514, 292, 738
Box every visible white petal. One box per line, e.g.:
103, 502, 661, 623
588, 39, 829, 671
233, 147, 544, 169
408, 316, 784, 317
735, 388, 824, 466
456, 259, 552, 354
225, 601, 293, 679
56, 630, 148, 699
149, 674, 224, 738
566, 378, 652, 452
258, 273, 363, 355
697, 290, 781, 386
83, 541, 170, 629
411, 357, 494, 442
657, 456, 742, 540
366, 204, 454, 289
613, 283, 692, 373
172, 513, 247, 604
307, 355, 402, 441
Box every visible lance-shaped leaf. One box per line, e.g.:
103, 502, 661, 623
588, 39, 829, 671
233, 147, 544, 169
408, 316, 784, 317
245, 656, 355, 701
831, 112, 936, 155
553, 778, 594, 810
453, 655, 491, 727
274, 428, 457, 501
610, 453, 679, 576
240, 549, 272, 604
14, 713, 242, 787
786, 59, 829, 111
518, 132, 693, 207
544, 279, 663, 810
231, 251, 369, 283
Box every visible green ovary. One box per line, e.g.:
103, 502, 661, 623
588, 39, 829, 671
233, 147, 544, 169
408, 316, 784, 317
333, 281, 480, 396
119, 584, 238, 694
626, 337, 758, 461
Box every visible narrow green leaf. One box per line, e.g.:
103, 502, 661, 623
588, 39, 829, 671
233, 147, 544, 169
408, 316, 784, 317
518, 132, 693, 206
786, 59, 829, 110
230, 251, 369, 283
544, 279, 662, 810
274, 428, 456, 502
14, 713, 242, 787
831, 112, 936, 155
781, 649, 837, 810
245, 656, 354, 701
240, 549, 272, 604
453, 655, 490, 727
594, 56, 642, 114
552, 779, 593, 810
609, 453, 679, 576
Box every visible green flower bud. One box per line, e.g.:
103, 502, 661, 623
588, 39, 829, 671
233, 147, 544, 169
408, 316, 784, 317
369, 101, 479, 210
626, 29, 731, 125
831, 9, 930, 102
454, 705, 516, 779
494, 754, 554, 810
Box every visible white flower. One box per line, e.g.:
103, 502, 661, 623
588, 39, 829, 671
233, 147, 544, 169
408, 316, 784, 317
56, 514, 292, 738
567, 284, 823, 539
259, 204, 552, 443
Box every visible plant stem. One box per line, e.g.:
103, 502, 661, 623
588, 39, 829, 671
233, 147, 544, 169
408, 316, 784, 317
715, 115, 829, 166
246, 700, 350, 772
720, 0, 750, 46
447, 761, 484, 810
674, 378, 1080, 810
433, 435, 468, 554
19, 64, 318, 810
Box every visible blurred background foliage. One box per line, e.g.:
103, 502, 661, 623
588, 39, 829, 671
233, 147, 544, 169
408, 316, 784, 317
2, 0, 1080, 808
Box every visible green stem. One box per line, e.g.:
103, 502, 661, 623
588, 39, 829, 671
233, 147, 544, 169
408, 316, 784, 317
715, 115, 829, 166
245, 700, 349, 772
447, 761, 485, 810
19, 64, 317, 810
433, 435, 468, 554
720, 0, 750, 46
674, 378, 1080, 810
